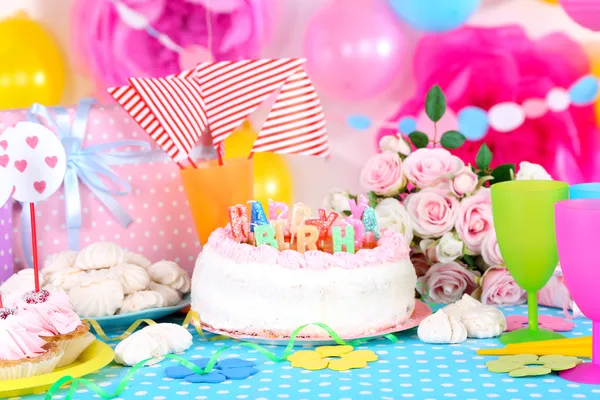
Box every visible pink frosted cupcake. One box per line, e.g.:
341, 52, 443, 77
14, 290, 95, 368
0, 307, 63, 380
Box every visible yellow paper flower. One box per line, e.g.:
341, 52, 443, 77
486, 354, 583, 378
287, 345, 378, 371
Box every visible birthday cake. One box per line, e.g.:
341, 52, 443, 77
191, 201, 417, 339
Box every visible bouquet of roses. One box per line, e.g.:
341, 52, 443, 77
326, 85, 560, 306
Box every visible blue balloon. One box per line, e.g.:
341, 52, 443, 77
389, 0, 481, 32
398, 116, 417, 135
569, 75, 599, 105
458, 106, 488, 141
347, 115, 372, 130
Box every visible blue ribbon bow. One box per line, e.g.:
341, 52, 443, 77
21, 99, 165, 265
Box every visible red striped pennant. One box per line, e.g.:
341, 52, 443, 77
193, 58, 306, 146
250, 69, 329, 157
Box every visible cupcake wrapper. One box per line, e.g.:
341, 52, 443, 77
0, 350, 63, 380
55, 332, 96, 368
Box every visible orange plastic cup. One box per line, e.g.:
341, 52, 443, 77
180, 158, 254, 245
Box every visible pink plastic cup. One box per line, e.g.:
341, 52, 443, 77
555, 198, 600, 384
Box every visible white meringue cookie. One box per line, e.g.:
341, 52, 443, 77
149, 282, 182, 307
74, 242, 125, 270
418, 310, 467, 344
443, 294, 482, 318
110, 264, 151, 295
460, 306, 506, 339
43, 267, 87, 292
1, 269, 45, 300
119, 290, 165, 314
147, 261, 191, 294
124, 251, 152, 269
43, 250, 78, 274
69, 270, 125, 317
114, 323, 192, 366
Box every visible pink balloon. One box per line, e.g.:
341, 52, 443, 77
416, 109, 458, 141
559, 0, 600, 31
304, 0, 407, 100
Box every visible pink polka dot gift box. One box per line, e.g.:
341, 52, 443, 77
0, 100, 205, 274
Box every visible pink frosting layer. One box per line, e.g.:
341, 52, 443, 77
13, 291, 82, 336
205, 227, 410, 269
0, 313, 48, 361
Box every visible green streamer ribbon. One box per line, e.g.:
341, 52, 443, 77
45, 322, 398, 400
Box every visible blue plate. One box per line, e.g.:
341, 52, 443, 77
88, 295, 190, 331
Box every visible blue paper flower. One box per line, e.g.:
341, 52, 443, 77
164, 357, 259, 384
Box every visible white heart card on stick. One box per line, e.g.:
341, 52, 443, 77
0, 144, 12, 207
0, 121, 67, 203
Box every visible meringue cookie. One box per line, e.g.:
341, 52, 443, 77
443, 294, 482, 318
147, 261, 191, 293
119, 291, 165, 314
74, 242, 125, 270
418, 310, 467, 344
460, 306, 506, 339
43, 268, 87, 292
43, 250, 78, 274
114, 323, 192, 366
1, 269, 45, 300
149, 282, 182, 307
124, 251, 152, 269
69, 270, 125, 317
110, 264, 151, 295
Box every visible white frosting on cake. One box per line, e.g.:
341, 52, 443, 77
192, 241, 417, 338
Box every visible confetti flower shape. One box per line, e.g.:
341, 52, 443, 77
486, 354, 582, 378
287, 345, 378, 371
164, 357, 258, 383
506, 315, 575, 332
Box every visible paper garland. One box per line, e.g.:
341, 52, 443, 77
348, 73, 600, 140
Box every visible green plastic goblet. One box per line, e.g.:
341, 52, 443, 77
491, 180, 569, 344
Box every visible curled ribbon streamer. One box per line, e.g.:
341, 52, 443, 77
45, 321, 398, 399
21, 99, 167, 267
85, 318, 157, 341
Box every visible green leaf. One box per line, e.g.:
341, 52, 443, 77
368, 191, 378, 208
408, 131, 429, 149
425, 84, 447, 122
342, 210, 352, 217
348, 194, 358, 201
440, 130, 466, 149
476, 143, 493, 170
462, 254, 476, 268
491, 164, 516, 185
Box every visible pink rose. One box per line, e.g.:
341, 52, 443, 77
403, 148, 464, 189
450, 166, 478, 197
417, 262, 479, 304
404, 189, 459, 238
410, 253, 430, 277
456, 188, 494, 253
480, 267, 526, 306
481, 232, 503, 267
376, 26, 600, 185
360, 151, 407, 196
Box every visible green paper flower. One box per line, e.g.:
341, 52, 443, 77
486, 354, 583, 378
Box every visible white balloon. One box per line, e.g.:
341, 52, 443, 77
488, 102, 525, 133
115, 3, 149, 30
546, 88, 571, 112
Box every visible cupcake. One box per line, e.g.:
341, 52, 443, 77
14, 290, 95, 368
0, 307, 63, 380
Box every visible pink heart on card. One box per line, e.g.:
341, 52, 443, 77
178, 45, 214, 71
14, 160, 27, 172
45, 156, 58, 168
26, 136, 39, 149
0, 154, 8, 168
0, 140, 7, 150
10, 186, 15, 196
33, 181, 46, 194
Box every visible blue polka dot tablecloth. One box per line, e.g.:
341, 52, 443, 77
22, 305, 600, 400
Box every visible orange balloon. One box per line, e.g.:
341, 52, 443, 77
583, 43, 600, 124
0, 14, 66, 109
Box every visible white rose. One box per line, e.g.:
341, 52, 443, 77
322, 188, 351, 214
516, 162, 552, 180
435, 232, 464, 263
375, 198, 414, 244
379, 135, 412, 156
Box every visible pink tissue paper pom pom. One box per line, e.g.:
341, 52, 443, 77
377, 26, 600, 184
71, 0, 277, 95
